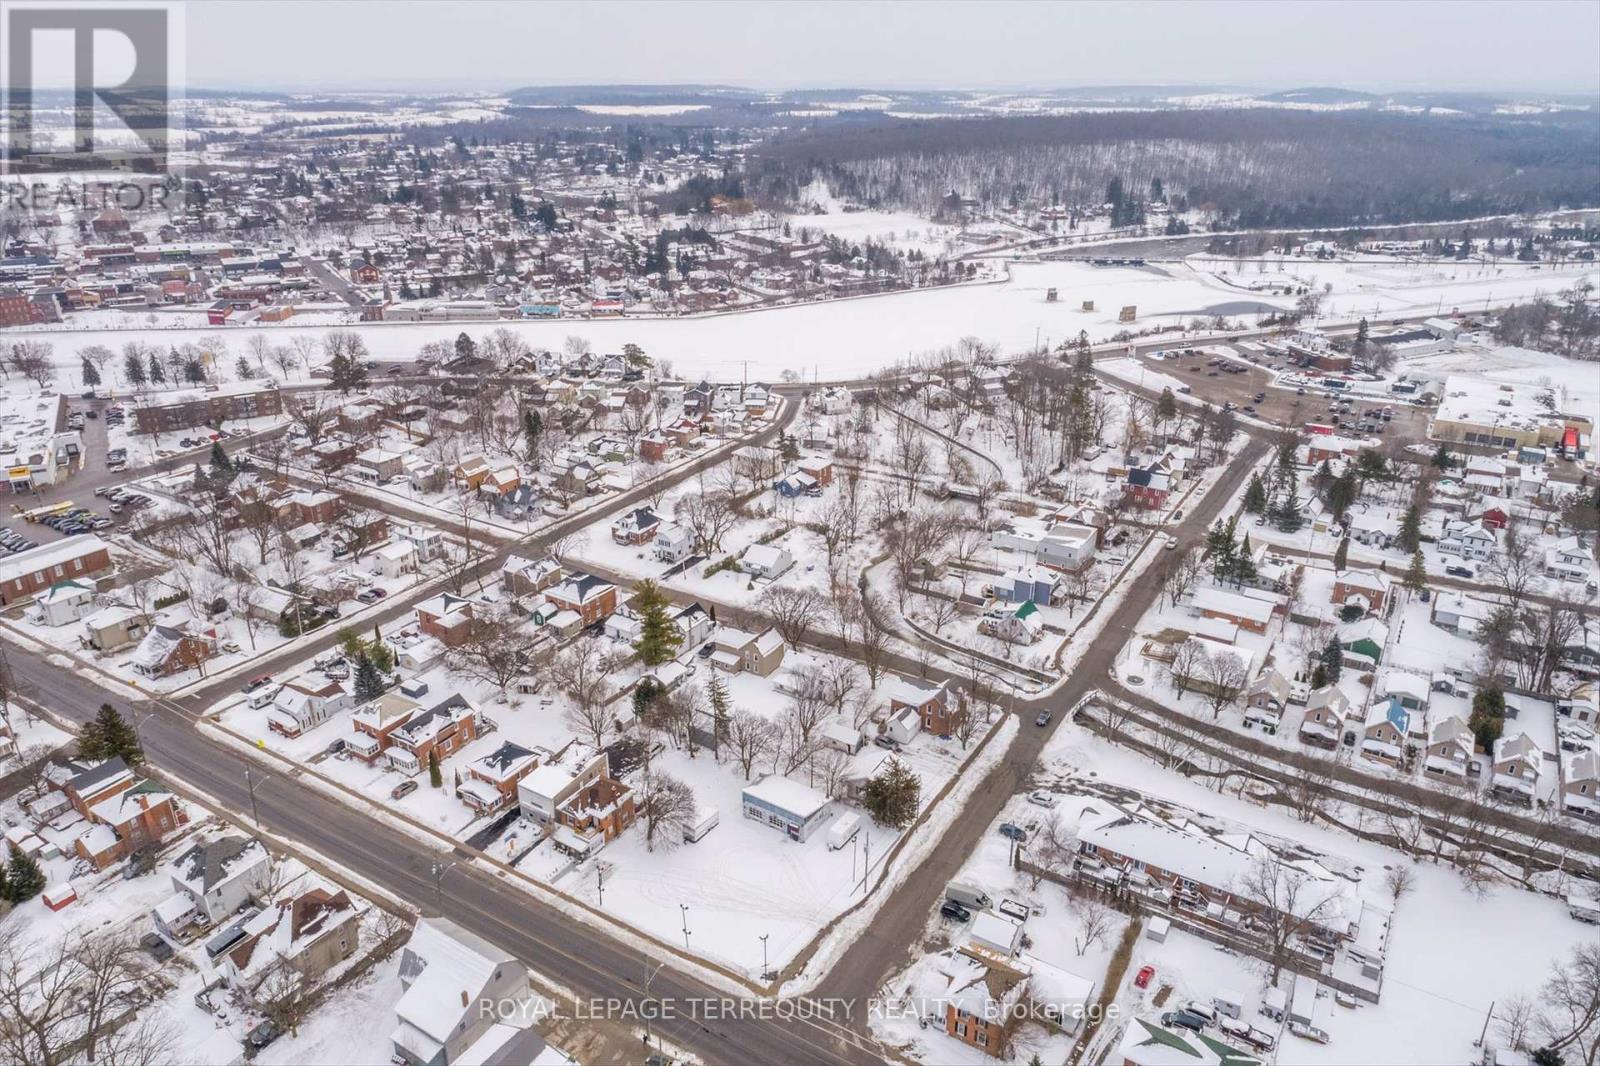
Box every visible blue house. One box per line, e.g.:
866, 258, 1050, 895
999, 567, 1059, 607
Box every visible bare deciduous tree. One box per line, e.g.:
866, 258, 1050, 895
637, 771, 696, 852
760, 585, 824, 648
725, 708, 778, 780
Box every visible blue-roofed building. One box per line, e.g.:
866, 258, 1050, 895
1360, 696, 1410, 766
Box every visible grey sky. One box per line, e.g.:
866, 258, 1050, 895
187, 0, 1600, 95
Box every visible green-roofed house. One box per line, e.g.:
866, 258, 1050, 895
1117, 1016, 1264, 1065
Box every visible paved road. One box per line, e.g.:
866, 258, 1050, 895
3, 648, 877, 1066
813, 431, 1272, 1007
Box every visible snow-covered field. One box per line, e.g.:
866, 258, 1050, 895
21, 260, 1595, 383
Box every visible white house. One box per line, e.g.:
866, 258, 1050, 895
653, 523, 694, 564
375, 540, 418, 578
741, 775, 832, 842
397, 524, 444, 563
164, 834, 271, 928
1545, 536, 1595, 584
392, 917, 530, 1066
35, 579, 94, 626
1438, 520, 1497, 562
268, 679, 353, 738
742, 543, 794, 580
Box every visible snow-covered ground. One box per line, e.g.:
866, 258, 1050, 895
20, 259, 1595, 383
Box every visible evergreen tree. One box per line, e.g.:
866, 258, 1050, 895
427, 748, 442, 788
209, 441, 231, 477
454, 332, 477, 362
1404, 549, 1428, 593
522, 409, 542, 463
147, 351, 165, 384
78, 703, 143, 765
236, 355, 253, 379
1320, 638, 1344, 684
5, 850, 44, 903
707, 672, 732, 756
366, 639, 394, 675
861, 758, 921, 829
124, 352, 146, 386
1327, 470, 1358, 520
631, 580, 682, 667
0, 853, 7, 900
1397, 502, 1423, 553
1205, 518, 1237, 583
1274, 471, 1304, 533
1469, 686, 1507, 753
1243, 473, 1267, 514
354, 654, 385, 703
1233, 533, 1258, 586
1431, 443, 1453, 470
184, 358, 205, 384
1332, 536, 1350, 572
1156, 388, 1177, 430
81, 357, 101, 387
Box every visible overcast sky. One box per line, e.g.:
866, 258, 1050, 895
185, 0, 1600, 94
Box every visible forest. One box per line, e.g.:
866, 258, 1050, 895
747, 109, 1600, 228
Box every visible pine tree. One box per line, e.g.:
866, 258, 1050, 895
427, 748, 441, 788
522, 409, 542, 463
1243, 474, 1267, 514
81, 357, 101, 388
1274, 471, 1304, 533
184, 358, 204, 384
79, 703, 143, 765
1431, 443, 1453, 469
454, 332, 476, 362
6, 850, 45, 903
124, 352, 146, 386
1469, 686, 1507, 752
1404, 549, 1428, 593
631, 580, 681, 667
1332, 536, 1349, 572
1206, 518, 1237, 583
861, 758, 921, 829
1320, 638, 1344, 684
209, 441, 231, 477
707, 672, 731, 756
236, 355, 253, 379
1397, 502, 1423, 553
354, 654, 385, 703
147, 351, 165, 384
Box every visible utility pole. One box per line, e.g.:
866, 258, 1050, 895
243, 765, 261, 827
596, 864, 604, 908
679, 903, 691, 950
760, 934, 770, 980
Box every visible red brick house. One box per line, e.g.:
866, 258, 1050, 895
0, 537, 114, 606
1332, 570, 1390, 615
64, 760, 187, 870
1122, 467, 1171, 511
887, 677, 957, 736
348, 692, 422, 763
384, 694, 478, 776
638, 432, 671, 462
456, 741, 541, 814
415, 594, 476, 647
545, 572, 617, 626
349, 259, 381, 284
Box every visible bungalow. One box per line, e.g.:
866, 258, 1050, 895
742, 543, 794, 581
653, 523, 694, 564
131, 623, 218, 678
742, 774, 832, 842
1189, 586, 1276, 636
1340, 618, 1388, 667
268, 679, 352, 738
1360, 697, 1411, 766
1300, 685, 1351, 749
545, 572, 617, 626
1545, 536, 1595, 584
392, 917, 529, 1066
1243, 669, 1291, 734
82, 604, 149, 652
888, 676, 957, 736
1332, 570, 1390, 615
415, 593, 476, 647
385, 694, 479, 776
456, 741, 540, 814
1491, 732, 1544, 805
1431, 591, 1495, 637
611, 506, 662, 545
774, 471, 821, 498
709, 626, 787, 677
1375, 670, 1430, 714
1424, 714, 1474, 778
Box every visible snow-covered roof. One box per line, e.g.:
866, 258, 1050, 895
742, 774, 830, 818
395, 917, 519, 1055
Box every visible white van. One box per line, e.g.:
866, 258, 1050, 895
247, 686, 276, 710
826, 813, 861, 851
945, 880, 993, 911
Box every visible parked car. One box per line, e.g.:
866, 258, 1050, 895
998, 822, 1028, 842
390, 780, 418, 801
241, 675, 272, 693
939, 900, 972, 922
1026, 790, 1058, 808
1445, 565, 1474, 579
873, 735, 900, 751
1162, 1009, 1208, 1034
139, 932, 173, 962
355, 588, 383, 604
1034, 710, 1053, 727
1134, 965, 1155, 989
245, 1020, 281, 1052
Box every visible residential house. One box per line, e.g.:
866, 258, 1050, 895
168, 834, 271, 927
1545, 536, 1595, 584
1438, 520, 1498, 562
611, 506, 662, 545
1431, 591, 1495, 637
979, 600, 1044, 645
72, 774, 186, 870
451, 455, 492, 491
1562, 749, 1600, 819
35, 580, 93, 626
1424, 714, 1474, 779
1332, 570, 1390, 615
268, 679, 352, 738
638, 432, 671, 462
392, 917, 529, 1066
1360, 697, 1411, 766
517, 749, 636, 857
1243, 669, 1290, 734
1122, 466, 1171, 511
888, 676, 957, 736
1189, 586, 1277, 635
1340, 618, 1389, 667
741, 543, 794, 581
797, 456, 834, 487
741, 774, 832, 842
386, 694, 479, 776
774, 470, 821, 498
544, 572, 617, 626
1118, 1017, 1263, 1066
415, 593, 476, 647
653, 523, 694, 564
1491, 732, 1544, 806
81, 604, 149, 652
398, 525, 444, 563
674, 602, 714, 648
456, 741, 541, 815
500, 555, 562, 599
709, 626, 787, 677
998, 567, 1060, 607
131, 623, 219, 677
220, 885, 358, 999
0, 535, 114, 605
348, 691, 422, 763
375, 540, 418, 579
1300, 685, 1351, 749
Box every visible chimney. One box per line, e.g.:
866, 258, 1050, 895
460, 989, 469, 1008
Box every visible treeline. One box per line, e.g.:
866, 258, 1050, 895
748, 110, 1600, 229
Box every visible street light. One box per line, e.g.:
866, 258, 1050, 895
679, 903, 691, 951
430, 860, 456, 910
759, 934, 770, 980
242, 764, 261, 827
